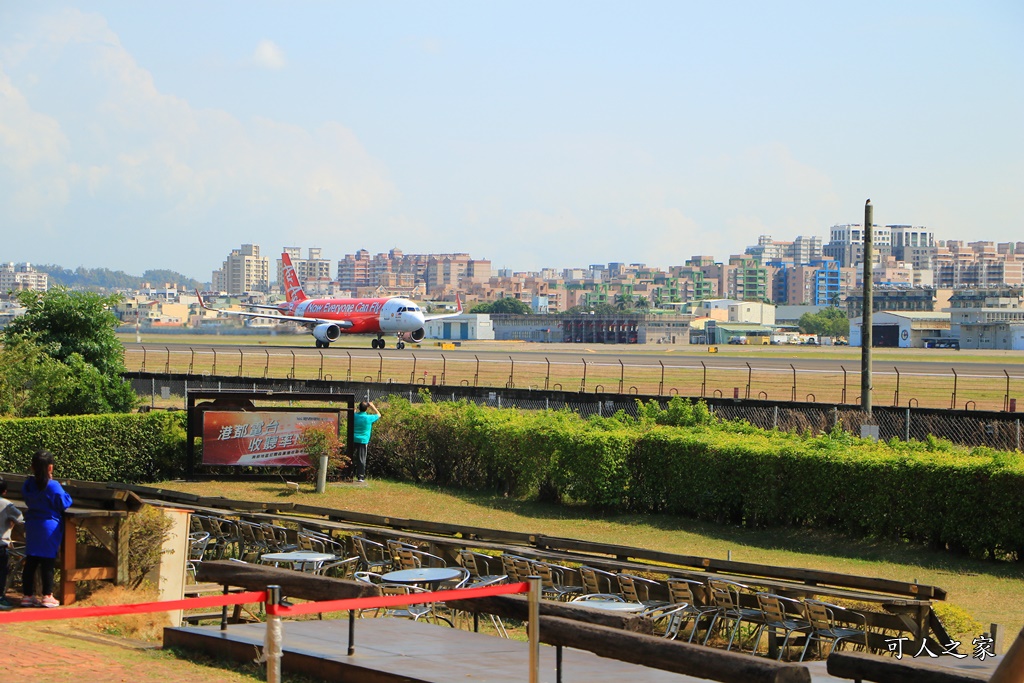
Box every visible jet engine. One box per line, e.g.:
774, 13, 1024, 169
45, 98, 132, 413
313, 323, 342, 343
398, 328, 425, 343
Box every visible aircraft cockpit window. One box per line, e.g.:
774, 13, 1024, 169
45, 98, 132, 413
398, 307, 407, 312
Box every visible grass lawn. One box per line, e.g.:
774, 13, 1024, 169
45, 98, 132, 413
155, 478, 1024, 644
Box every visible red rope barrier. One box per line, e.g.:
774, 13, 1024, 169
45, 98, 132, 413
0, 591, 267, 625
268, 581, 530, 617
0, 580, 528, 625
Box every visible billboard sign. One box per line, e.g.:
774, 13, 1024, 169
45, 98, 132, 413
201, 410, 339, 466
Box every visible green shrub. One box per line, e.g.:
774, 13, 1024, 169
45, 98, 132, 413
0, 411, 186, 482
373, 398, 1024, 561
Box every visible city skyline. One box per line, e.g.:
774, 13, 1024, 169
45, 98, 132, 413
2, 3, 1021, 280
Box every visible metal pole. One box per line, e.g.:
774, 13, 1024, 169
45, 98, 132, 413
348, 609, 356, 655
265, 585, 283, 683
905, 407, 911, 442
861, 199, 873, 415
1004, 370, 1011, 412
528, 575, 541, 683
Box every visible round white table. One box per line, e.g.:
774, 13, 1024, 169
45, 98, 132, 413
261, 551, 335, 572
381, 567, 463, 588
571, 599, 646, 613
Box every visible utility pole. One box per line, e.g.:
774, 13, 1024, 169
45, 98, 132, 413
861, 199, 873, 415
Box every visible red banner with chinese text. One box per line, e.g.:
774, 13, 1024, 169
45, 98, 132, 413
201, 410, 338, 466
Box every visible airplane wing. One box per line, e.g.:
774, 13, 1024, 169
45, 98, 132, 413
422, 293, 464, 322
195, 290, 354, 329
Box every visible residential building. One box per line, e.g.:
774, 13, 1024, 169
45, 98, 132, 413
211, 245, 269, 295
279, 247, 333, 295
888, 225, 936, 269
770, 259, 855, 306
932, 241, 1024, 288
745, 234, 823, 264
823, 223, 892, 267
0, 262, 48, 293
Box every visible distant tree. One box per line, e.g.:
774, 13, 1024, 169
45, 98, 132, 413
635, 296, 650, 310
33, 264, 200, 291
614, 293, 632, 311
1, 288, 137, 414
798, 307, 850, 338
489, 298, 532, 315
562, 303, 619, 316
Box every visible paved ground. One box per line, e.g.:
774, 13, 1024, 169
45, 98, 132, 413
0, 623, 249, 683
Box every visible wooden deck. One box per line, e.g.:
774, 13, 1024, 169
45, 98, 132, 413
164, 617, 1003, 683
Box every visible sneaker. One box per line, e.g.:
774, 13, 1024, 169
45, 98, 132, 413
39, 595, 59, 608
20, 596, 39, 608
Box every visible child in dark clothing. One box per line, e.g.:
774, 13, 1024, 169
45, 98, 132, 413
0, 477, 24, 610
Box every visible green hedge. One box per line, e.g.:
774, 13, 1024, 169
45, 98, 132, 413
372, 396, 1024, 561
4, 398, 1022, 561
0, 411, 185, 483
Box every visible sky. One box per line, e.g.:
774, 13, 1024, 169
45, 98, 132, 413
1, 2, 1022, 282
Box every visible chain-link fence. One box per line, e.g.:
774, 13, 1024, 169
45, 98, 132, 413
128, 372, 1023, 451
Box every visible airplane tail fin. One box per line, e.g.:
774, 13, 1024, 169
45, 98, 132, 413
195, 288, 211, 310
280, 252, 308, 303
455, 292, 462, 314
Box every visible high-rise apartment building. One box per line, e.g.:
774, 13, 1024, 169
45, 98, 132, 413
279, 247, 333, 294
933, 241, 1024, 288
745, 235, 823, 264
0, 262, 48, 293
888, 225, 936, 269
212, 244, 270, 295
822, 224, 893, 267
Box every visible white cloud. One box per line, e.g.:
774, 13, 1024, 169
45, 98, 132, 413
0, 10, 395, 273
251, 39, 286, 70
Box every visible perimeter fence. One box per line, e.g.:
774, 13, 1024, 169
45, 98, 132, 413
123, 344, 1024, 414
127, 372, 1024, 451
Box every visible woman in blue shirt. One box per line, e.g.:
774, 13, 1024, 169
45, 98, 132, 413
21, 449, 73, 608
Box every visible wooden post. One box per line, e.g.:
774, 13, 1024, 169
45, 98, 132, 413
116, 516, 131, 586
540, 615, 810, 683
828, 651, 989, 683
265, 585, 282, 683
529, 575, 540, 683
990, 625, 1024, 683
60, 516, 77, 605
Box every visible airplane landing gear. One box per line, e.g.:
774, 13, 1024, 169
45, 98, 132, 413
396, 341, 406, 350
371, 337, 386, 349
315, 340, 330, 349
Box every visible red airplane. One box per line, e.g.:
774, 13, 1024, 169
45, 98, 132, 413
198, 252, 461, 349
